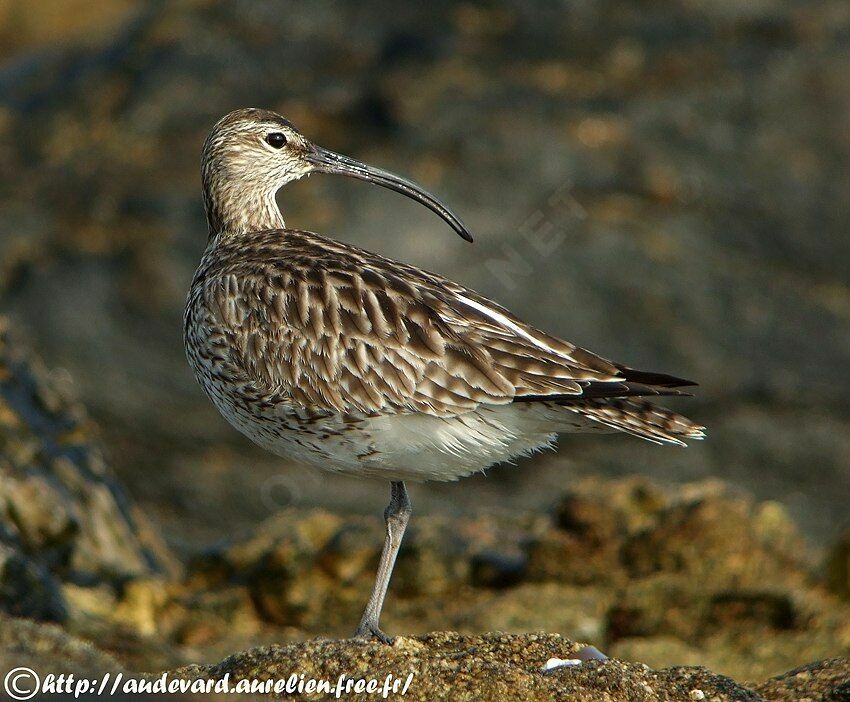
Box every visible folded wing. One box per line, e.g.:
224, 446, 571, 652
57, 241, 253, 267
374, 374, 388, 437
198, 230, 696, 419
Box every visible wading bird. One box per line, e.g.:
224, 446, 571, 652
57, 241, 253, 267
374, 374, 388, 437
184, 108, 704, 642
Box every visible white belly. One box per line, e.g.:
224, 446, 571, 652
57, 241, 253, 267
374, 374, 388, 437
211, 386, 592, 482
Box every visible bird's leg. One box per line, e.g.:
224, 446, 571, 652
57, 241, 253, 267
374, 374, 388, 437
353, 480, 411, 644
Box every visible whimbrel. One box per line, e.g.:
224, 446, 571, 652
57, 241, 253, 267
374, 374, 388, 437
184, 108, 704, 642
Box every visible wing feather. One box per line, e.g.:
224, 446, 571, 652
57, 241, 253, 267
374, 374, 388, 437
193, 230, 696, 418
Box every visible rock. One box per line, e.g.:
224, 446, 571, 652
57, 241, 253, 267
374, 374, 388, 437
469, 549, 528, 589
0, 543, 65, 621
619, 490, 807, 589
754, 657, 850, 702
0, 319, 179, 624
173, 632, 762, 702
825, 529, 850, 600
0, 613, 123, 676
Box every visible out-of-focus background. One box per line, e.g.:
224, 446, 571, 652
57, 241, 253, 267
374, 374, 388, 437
1, 0, 849, 685
2, 0, 848, 545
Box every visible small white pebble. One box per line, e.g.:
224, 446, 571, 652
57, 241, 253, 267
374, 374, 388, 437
542, 657, 582, 671
689, 690, 705, 700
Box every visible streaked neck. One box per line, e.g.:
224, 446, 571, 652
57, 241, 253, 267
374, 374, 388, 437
203, 182, 285, 237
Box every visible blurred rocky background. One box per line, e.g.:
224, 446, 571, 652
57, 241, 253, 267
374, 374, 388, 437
0, 0, 849, 695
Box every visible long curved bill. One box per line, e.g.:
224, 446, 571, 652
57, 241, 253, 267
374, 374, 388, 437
305, 146, 474, 242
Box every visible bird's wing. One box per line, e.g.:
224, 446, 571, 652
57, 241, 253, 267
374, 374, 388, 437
196, 230, 694, 417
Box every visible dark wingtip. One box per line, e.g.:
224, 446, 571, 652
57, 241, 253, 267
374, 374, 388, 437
616, 366, 699, 388
513, 384, 693, 404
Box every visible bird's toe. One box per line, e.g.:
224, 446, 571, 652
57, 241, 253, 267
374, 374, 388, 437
353, 623, 394, 645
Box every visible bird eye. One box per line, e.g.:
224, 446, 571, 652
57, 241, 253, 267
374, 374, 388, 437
265, 132, 287, 149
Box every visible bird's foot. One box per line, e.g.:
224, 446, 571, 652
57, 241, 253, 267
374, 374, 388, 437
352, 621, 394, 645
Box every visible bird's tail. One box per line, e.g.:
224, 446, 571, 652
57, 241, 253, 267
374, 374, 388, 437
563, 398, 706, 446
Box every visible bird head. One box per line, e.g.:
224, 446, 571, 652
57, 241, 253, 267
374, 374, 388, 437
201, 108, 473, 241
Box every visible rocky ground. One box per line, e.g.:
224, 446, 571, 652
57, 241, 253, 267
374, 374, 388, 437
1, 326, 848, 698
173, 635, 850, 701
4, 622, 850, 700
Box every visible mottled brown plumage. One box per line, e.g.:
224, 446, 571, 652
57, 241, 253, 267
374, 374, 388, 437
184, 108, 704, 642
187, 229, 698, 419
